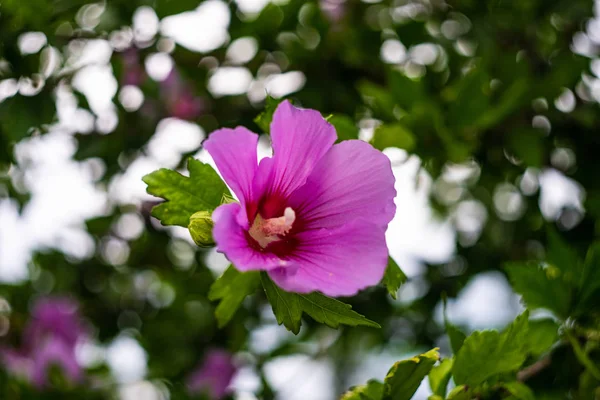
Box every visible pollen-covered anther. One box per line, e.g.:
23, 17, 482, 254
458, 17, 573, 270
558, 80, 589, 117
249, 207, 296, 248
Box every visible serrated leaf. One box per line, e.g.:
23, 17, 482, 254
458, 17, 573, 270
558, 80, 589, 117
208, 266, 260, 328
260, 272, 302, 334
254, 96, 284, 133
143, 158, 230, 227
504, 382, 535, 400
371, 123, 416, 152
382, 257, 407, 299
340, 380, 384, 400
297, 292, 381, 330
443, 297, 466, 355
428, 358, 453, 397
525, 318, 559, 356
505, 262, 572, 318
383, 349, 439, 400
261, 275, 380, 334
453, 311, 530, 387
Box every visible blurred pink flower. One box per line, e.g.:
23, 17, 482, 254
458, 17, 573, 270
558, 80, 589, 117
186, 349, 237, 399
160, 69, 204, 120
1, 296, 87, 388
204, 100, 396, 296
121, 48, 146, 87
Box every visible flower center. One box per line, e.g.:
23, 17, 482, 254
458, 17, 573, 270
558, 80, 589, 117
248, 207, 296, 248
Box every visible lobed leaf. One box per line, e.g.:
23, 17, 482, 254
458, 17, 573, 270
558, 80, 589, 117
209, 266, 260, 328
143, 158, 230, 227
382, 348, 439, 400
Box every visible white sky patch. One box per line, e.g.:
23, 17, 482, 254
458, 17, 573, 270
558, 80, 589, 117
538, 168, 585, 220
265, 71, 306, 98
439, 271, 522, 331
208, 67, 253, 96
106, 336, 148, 384
264, 355, 335, 400
385, 152, 456, 277
160, 0, 230, 53
72, 64, 118, 115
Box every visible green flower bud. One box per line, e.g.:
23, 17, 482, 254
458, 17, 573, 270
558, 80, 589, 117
188, 211, 215, 248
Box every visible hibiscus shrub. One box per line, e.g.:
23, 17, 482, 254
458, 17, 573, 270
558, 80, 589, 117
1, 0, 600, 399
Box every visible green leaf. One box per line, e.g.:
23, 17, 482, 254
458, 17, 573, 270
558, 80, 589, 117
297, 292, 381, 330
503, 382, 535, 400
547, 228, 583, 284
382, 257, 407, 299
329, 115, 359, 142
453, 311, 530, 387
446, 385, 470, 400
371, 123, 416, 152
524, 318, 560, 356
261, 274, 380, 334
340, 380, 384, 400
382, 349, 439, 400
575, 242, 600, 314
188, 211, 214, 248
428, 358, 453, 397
388, 69, 426, 109
505, 262, 572, 318
254, 96, 284, 133
260, 272, 302, 334
443, 297, 466, 355
143, 158, 230, 227
208, 266, 260, 328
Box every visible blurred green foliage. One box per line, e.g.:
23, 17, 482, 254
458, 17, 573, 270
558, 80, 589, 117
1, 0, 600, 399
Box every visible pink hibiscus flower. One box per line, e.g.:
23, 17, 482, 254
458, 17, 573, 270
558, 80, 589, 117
204, 100, 396, 297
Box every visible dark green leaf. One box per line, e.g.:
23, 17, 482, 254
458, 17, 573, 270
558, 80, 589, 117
453, 311, 530, 387
575, 242, 600, 315
340, 380, 384, 400
443, 297, 466, 355
382, 257, 407, 299
371, 123, 416, 152
143, 158, 230, 227
428, 358, 453, 397
261, 275, 380, 334
382, 348, 439, 400
208, 266, 260, 328
254, 96, 284, 133
505, 262, 572, 318
524, 318, 560, 356
329, 115, 359, 142
297, 292, 380, 330
260, 272, 302, 334
547, 228, 583, 284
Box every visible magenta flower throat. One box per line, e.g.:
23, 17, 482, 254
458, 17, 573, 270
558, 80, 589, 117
204, 100, 396, 297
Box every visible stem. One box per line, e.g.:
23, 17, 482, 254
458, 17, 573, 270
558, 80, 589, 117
566, 330, 600, 381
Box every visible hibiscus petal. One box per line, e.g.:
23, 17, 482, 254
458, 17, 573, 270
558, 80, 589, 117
255, 100, 337, 217
267, 220, 389, 296
288, 140, 396, 230
203, 127, 259, 206
212, 203, 289, 271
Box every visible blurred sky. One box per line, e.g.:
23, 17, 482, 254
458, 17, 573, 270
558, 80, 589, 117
0, 0, 593, 399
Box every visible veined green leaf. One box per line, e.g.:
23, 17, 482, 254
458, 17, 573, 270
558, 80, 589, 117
209, 266, 260, 328
453, 311, 530, 387
143, 158, 230, 227
428, 358, 453, 397
382, 348, 439, 400
340, 380, 384, 400
382, 257, 407, 299
261, 274, 380, 334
